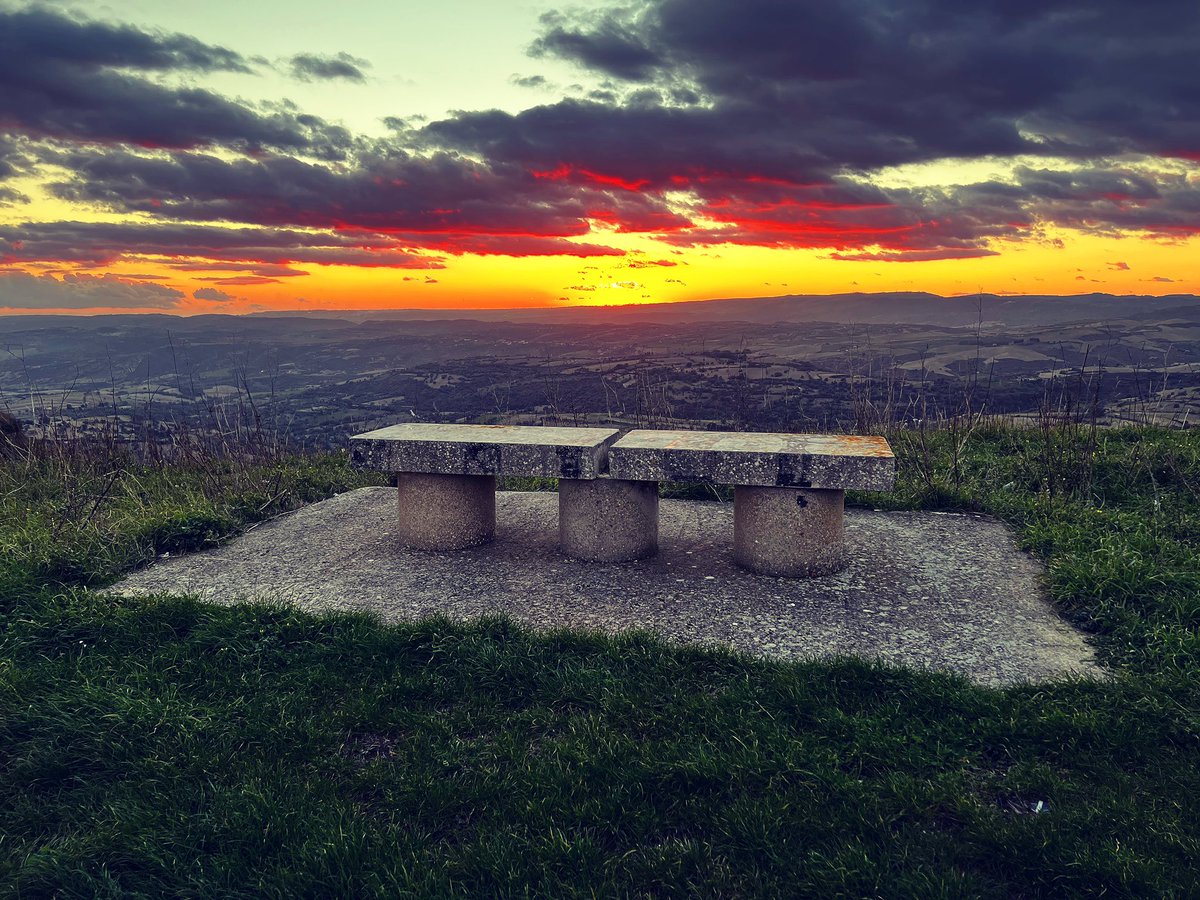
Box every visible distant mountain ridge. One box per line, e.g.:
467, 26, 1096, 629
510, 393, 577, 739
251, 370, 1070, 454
247, 291, 1200, 328
2, 292, 1197, 332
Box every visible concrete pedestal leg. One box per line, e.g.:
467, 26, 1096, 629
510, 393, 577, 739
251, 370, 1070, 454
733, 486, 846, 577
559, 477, 659, 562
396, 472, 496, 550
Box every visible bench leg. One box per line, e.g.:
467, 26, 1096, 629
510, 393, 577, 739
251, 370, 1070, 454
558, 478, 658, 562
733, 486, 846, 577
396, 472, 496, 550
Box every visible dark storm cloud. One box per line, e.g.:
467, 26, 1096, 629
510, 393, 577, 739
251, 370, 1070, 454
531, 10, 662, 81
193, 287, 235, 302
947, 167, 1200, 239
43, 137, 1198, 261
0, 187, 28, 206
513, 0, 1200, 167
404, 234, 625, 257
650, 163, 1200, 255
0, 271, 184, 309
0, 221, 440, 269
407, 0, 1200, 254
421, 99, 831, 187
0, 133, 41, 193
0, 216, 624, 273
168, 261, 308, 278
4, 6, 252, 73
0, 7, 351, 155
629, 173, 1030, 257
49, 147, 589, 234
289, 52, 370, 82
0, 134, 33, 203
46, 145, 666, 246
0, 137, 24, 181
511, 74, 549, 88
197, 276, 279, 286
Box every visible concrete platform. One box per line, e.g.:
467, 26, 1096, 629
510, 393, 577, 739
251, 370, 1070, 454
351, 423, 620, 478
608, 430, 895, 490
111, 489, 1102, 687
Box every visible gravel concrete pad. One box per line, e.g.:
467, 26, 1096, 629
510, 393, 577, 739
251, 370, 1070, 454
112, 488, 1102, 686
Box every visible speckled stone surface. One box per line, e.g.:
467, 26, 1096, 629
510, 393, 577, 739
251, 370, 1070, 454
112, 488, 1102, 687
735, 486, 846, 577
609, 430, 895, 489
559, 477, 659, 562
351, 424, 620, 478
396, 472, 495, 550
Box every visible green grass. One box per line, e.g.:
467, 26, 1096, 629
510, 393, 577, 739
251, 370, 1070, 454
0, 448, 385, 595
2, 429, 1199, 896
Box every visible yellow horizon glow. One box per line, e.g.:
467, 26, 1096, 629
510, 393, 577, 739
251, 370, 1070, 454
3, 225, 1196, 316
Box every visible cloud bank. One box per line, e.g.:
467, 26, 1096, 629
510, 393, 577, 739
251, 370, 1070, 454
0, 271, 184, 309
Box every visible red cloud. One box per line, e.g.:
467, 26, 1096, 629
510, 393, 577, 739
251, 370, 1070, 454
533, 164, 651, 191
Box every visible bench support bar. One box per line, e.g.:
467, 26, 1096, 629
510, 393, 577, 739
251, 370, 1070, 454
734, 486, 846, 577
396, 472, 496, 550
559, 478, 659, 562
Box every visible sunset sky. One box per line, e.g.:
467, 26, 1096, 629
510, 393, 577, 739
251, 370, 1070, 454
1, 0, 1197, 314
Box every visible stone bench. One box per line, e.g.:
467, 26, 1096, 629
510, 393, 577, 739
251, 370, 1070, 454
608, 430, 895, 577
350, 423, 894, 577
349, 424, 658, 562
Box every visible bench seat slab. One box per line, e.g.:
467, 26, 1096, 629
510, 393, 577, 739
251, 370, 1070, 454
609, 430, 894, 490
351, 424, 620, 479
